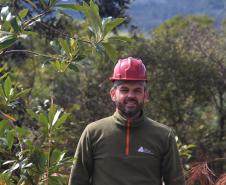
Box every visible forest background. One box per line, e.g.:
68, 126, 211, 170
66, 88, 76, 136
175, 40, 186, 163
0, 0, 226, 184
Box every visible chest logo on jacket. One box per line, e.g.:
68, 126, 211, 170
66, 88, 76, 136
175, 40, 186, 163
137, 146, 154, 155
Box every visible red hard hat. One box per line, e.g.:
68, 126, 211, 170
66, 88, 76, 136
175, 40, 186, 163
110, 57, 147, 81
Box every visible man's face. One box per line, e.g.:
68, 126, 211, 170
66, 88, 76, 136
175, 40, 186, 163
110, 81, 148, 118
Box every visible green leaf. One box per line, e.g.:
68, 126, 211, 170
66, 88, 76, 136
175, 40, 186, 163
68, 64, 79, 72
12, 88, 31, 99
26, 109, 38, 120
0, 72, 9, 80
0, 120, 9, 137
18, 9, 29, 19
2, 160, 16, 165
51, 109, 62, 127
7, 129, 15, 150
0, 35, 17, 51
50, 149, 66, 165
0, 85, 5, 98
10, 17, 21, 33
102, 42, 117, 62
47, 104, 56, 124
89, 0, 102, 32
4, 76, 12, 98
38, 113, 49, 128
53, 113, 70, 129
58, 38, 70, 56
30, 149, 47, 171
9, 163, 20, 172
55, 3, 82, 11
51, 61, 69, 73
103, 18, 125, 37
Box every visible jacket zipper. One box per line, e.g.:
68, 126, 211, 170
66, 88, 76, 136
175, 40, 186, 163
125, 118, 131, 156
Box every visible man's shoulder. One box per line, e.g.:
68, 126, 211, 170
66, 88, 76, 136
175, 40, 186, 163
145, 117, 172, 134
86, 116, 114, 130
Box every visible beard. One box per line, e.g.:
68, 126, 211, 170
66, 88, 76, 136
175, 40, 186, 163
115, 97, 144, 118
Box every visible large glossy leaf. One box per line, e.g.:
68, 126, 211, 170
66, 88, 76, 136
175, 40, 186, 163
0, 35, 17, 51
102, 42, 117, 62
4, 76, 12, 98
89, 0, 102, 33
53, 112, 70, 130
103, 18, 125, 37
51, 109, 62, 127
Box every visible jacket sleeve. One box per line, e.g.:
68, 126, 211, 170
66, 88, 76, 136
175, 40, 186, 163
162, 129, 185, 185
68, 126, 93, 185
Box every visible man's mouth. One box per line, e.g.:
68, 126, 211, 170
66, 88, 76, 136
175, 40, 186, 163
125, 100, 138, 106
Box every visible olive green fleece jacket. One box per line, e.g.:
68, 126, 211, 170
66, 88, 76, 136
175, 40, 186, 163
68, 111, 185, 185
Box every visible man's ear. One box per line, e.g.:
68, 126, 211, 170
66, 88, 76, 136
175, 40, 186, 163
110, 88, 116, 102
144, 90, 149, 103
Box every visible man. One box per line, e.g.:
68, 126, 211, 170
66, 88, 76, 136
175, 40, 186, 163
69, 57, 185, 185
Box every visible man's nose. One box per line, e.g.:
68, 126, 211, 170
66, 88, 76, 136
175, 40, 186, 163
127, 91, 135, 98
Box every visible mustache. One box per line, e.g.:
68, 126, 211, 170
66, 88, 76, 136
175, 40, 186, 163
124, 98, 138, 104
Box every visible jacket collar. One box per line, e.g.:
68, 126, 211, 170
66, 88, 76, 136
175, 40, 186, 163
112, 111, 146, 127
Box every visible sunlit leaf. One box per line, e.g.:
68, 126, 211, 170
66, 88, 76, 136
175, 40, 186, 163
0, 35, 17, 51
58, 38, 70, 56
103, 18, 125, 37
18, 9, 29, 19
0, 72, 9, 80
51, 109, 62, 127
51, 61, 69, 72
53, 112, 70, 129
4, 76, 12, 98
2, 160, 16, 165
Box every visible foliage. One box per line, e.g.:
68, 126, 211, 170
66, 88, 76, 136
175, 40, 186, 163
0, 0, 128, 184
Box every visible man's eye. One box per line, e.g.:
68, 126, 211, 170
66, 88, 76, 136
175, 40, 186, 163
120, 89, 128, 93
135, 89, 142, 93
